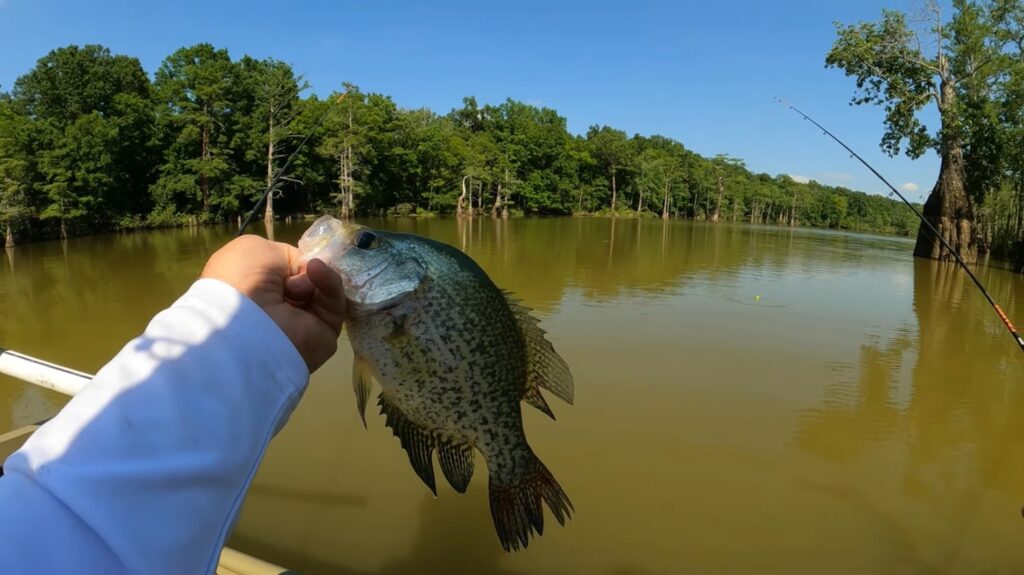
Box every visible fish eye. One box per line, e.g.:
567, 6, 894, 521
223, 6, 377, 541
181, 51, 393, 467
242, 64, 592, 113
355, 230, 380, 250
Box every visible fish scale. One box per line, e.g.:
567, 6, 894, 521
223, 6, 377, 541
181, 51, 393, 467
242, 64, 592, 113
299, 216, 575, 552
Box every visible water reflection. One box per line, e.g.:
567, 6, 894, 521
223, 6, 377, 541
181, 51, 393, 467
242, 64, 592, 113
796, 258, 1024, 571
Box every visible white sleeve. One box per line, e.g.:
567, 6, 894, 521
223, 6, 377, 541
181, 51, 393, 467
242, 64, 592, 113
0, 278, 309, 575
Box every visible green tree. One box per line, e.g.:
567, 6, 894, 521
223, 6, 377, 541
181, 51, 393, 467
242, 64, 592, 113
634, 137, 687, 219
317, 84, 367, 218
152, 44, 236, 217
826, 0, 1009, 262
707, 154, 745, 222
235, 57, 309, 222
0, 98, 35, 246
586, 125, 632, 214
11, 45, 155, 233
0, 42, 975, 248
38, 113, 119, 237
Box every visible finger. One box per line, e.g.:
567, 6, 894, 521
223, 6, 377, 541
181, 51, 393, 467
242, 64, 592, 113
273, 241, 305, 277
306, 259, 347, 333
284, 273, 316, 303
307, 258, 344, 300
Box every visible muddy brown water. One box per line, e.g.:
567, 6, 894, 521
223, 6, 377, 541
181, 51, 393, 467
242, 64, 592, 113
1, 217, 1023, 574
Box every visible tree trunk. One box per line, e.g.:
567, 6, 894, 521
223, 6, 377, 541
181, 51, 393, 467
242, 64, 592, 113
201, 104, 210, 213
346, 144, 354, 217
492, 182, 501, 217
264, 117, 275, 224
610, 168, 618, 216
502, 184, 510, 219
711, 174, 723, 223
342, 150, 350, 216
457, 175, 468, 218
345, 107, 355, 217
913, 81, 977, 263
4, 224, 13, 248
636, 185, 644, 215
662, 182, 670, 220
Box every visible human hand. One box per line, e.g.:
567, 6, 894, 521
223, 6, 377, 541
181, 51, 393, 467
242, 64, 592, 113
201, 235, 346, 372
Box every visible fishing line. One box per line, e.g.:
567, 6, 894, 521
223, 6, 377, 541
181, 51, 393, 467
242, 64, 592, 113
236, 90, 349, 237
777, 98, 1024, 353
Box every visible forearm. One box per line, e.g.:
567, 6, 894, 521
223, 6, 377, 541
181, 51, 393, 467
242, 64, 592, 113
0, 279, 308, 574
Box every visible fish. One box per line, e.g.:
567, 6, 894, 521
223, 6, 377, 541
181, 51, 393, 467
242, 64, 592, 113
298, 216, 575, 551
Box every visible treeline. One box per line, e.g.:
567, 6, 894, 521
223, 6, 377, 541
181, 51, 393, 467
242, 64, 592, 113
0, 43, 920, 247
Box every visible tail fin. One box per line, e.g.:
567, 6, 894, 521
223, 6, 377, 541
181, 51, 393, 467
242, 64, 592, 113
488, 456, 573, 552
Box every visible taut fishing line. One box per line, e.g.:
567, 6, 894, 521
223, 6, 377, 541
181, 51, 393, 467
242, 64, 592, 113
777, 98, 1024, 353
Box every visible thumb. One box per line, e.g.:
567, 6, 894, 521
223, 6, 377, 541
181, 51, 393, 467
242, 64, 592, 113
306, 258, 347, 333
307, 258, 345, 299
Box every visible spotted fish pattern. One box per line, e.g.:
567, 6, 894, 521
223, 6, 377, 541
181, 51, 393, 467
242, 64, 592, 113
299, 217, 575, 552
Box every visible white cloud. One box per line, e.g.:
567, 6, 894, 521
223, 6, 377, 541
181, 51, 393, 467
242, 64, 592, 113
899, 182, 920, 193
787, 174, 810, 184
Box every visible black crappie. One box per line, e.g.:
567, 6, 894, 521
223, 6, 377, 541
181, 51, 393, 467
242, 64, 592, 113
298, 216, 575, 552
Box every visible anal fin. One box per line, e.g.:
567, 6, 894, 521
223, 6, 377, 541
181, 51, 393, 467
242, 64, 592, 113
437, 441, 475, 493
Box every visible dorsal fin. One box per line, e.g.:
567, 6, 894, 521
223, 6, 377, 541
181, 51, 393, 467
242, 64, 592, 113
523, 387, 555, 420
504, 292, 575, 408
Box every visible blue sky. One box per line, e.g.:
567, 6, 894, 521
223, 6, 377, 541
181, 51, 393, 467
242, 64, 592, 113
0, 0, 940, 200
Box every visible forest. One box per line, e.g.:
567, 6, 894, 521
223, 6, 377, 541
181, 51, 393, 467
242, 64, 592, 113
0, 41, 967, 251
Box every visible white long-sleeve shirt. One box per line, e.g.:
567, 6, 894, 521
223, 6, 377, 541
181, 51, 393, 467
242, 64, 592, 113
0, 278, 309, 574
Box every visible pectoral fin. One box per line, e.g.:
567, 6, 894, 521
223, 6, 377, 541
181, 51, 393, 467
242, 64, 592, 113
352, 357, 374, 428
384, 299, 418, 342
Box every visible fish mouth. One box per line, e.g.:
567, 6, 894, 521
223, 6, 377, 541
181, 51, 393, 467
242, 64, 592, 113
298, 216, 363, 266
298, 215, 423, 313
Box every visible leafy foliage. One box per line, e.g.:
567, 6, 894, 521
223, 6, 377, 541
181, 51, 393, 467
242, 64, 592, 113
0, 42, 956, 250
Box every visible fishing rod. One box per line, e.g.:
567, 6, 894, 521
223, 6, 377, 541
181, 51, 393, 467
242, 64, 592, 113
236, 90, 350, 237
777, 98, 1024, 353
